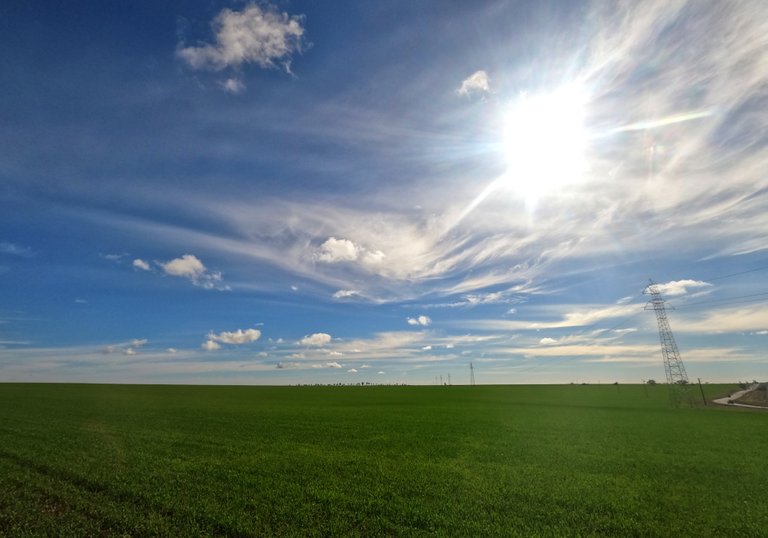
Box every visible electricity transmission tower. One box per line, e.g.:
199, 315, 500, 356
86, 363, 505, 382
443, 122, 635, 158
644, 279, 690, 405
470, 363, 476, 386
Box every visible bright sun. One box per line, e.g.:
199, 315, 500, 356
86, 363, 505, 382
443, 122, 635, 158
502, 84, 589, 206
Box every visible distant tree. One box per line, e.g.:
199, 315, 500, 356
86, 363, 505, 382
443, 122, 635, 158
646, 379, 657, 385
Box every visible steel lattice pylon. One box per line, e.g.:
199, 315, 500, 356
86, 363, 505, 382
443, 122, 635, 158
644, 280, 690, 404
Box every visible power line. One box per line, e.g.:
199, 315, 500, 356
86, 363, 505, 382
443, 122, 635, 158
706, 264, 768, 282
670, 291, 768, 310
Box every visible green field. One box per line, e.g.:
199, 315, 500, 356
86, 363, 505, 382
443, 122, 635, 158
0, 383, 765, 536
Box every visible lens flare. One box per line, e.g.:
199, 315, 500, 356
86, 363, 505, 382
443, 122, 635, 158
502, 84, 590, 207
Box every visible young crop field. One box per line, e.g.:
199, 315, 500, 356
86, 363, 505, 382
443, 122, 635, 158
0, 383, 765, 536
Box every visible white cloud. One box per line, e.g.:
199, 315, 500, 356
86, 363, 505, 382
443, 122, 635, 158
377, 371, 385, 375
347, 368, 358, 373
422, 345, 432, 351
326, 361, 343, 368
162, 254, 206, 279
328, 350, 343, 356
315, 237, 387, 274
333, 289, 359, 299
0, 241, 33, 257
132, 259, 151, 271
316, 237, 358, 263
208, 328, 262, 345
756, 330, 768, 335
407, 315, 432, 326
178, 4, 305, 73
167, 348, 178, 354
362, 250, 386, 265
219, 77, 246, 94
160, 254, 225, 290
457, 70, 490, 96
651, 280, 712, 297
539, 338, 558, 345
202, 340, 221, 351
102, 339, 148, 356
202, 328, 261, 351
300, 332, 332, 346
74, 298, 88, 304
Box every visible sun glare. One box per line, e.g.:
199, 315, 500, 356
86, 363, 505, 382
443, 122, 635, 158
502, 84, 589, 206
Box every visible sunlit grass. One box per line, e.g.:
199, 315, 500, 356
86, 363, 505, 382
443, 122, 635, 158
0, 383, 765, 536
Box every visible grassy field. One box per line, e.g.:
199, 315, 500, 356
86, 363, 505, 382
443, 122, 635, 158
0, 383, 766, 536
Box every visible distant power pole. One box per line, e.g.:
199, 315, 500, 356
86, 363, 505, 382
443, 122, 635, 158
644, 279, 690, 405
470, 363, 476, 386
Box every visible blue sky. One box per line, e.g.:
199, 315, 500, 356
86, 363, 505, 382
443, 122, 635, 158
1, 0, 767, 384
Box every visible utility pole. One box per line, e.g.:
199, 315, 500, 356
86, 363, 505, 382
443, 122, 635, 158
470, 363, 476, 386
697, 378, 707, 406
644, 279, 690, 406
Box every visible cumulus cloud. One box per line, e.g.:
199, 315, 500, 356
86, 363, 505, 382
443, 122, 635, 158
316, 237, 358, 263
421, 345, 433, 351
219, 77, 246, 94
457, 70, 490, 96
652, 280, 712, 297
407, 315, 432, 326
315, 237, 386, 271
347, 368, 358, 373
162, 254, 206, 278
300, 332, 332, 346
132, 259, 151, 271
209, 328, 262, 345
202, 340, 221, 351
539, 338, 557, 345
203, 328, 261, 350
326, 361, 343, 368
0, 241, 33, 257
178, 3, 305, 73
160, 254, 225, 290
